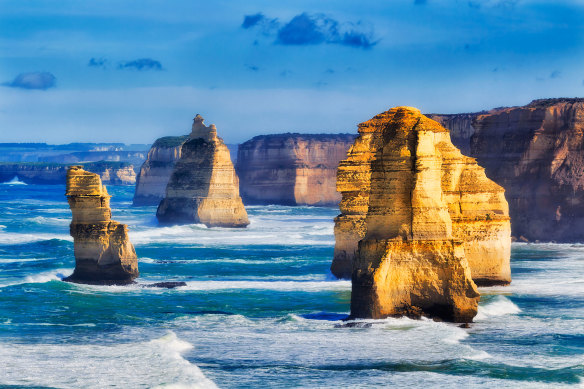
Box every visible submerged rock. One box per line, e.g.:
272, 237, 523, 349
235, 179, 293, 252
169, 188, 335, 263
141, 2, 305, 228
64, 166, 139, 284
332, 107, 512, 287
236, 133, 355, 206
337, 107, 512, 322
156, 115, 249, 228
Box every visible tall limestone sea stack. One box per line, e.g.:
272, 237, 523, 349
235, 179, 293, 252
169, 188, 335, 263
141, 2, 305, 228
156, 115, 249, 228
336, 107, 511, 322
65, 166, 139, 284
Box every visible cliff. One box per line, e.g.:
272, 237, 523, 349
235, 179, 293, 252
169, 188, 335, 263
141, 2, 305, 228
64, 166, 139, 284
156, 115, 249, 228
133, 136, 188, 206
0, 162, 136, 185
471, 98, 584, 242
333, 107, 511, 288
428, 113, 482, 155
236, 134, 356, 206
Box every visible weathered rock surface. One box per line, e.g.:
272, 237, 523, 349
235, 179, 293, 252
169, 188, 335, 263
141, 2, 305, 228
156, 115, 249, 228
133, 136, 188, 205
0, 162, 136, 185
471, 98, 584, 242
65, 166, 139, 284
236, 134, 355, 206
333, 107, 510, 321
428, 113, 482, 155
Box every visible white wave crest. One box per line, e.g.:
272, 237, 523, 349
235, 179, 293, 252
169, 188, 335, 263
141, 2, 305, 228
179, 279, 351, 292
475, 296, 521, 321
0, 232, 72, 245
1, 176, 27, 185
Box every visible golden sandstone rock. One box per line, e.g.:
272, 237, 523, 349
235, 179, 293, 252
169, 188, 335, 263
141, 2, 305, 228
156, 115, 249, 228
334, 107, 511, 322
65, 166, 139, 284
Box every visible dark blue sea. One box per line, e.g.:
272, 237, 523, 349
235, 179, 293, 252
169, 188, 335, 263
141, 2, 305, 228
0, 179, 583, 388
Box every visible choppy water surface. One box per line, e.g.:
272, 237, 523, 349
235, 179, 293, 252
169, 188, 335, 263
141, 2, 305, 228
0, 182, 583, 388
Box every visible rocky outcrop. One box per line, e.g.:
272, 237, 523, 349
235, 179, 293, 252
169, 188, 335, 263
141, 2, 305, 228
64, 166, 139, 284
428, 113, 482, 155
0, 162, 136, 185
471, 98, 584, 242
156, 115, 249, 228
333, 107, 511, 300
236, 134, 355, 206
133, 136, 188, 206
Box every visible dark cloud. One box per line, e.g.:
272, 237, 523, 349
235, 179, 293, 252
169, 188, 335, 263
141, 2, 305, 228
3, 72, 56, 90
468, 0, 518, 9
88, 57, 108, 68
244, 12, 377, 49
118, 58, 163, 71
245, 64, 260, 72
242, 13, 265, 29
550, 70, 561, 79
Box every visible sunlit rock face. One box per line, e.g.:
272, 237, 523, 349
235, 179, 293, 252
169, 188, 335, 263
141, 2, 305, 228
156, 115, 249, 228
333, 107, 511, 322
65, 166, 139, 284
133, 136, 188, 206
472, 98, 584, 242
236, 134, 355, 206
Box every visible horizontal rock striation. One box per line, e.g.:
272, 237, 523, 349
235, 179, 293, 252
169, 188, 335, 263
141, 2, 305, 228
471, 98, 584, 242
133, 136, 188, 206
156, 115, 249, 228
0, 162, 136, 185
65, 166, 139, 284
334, 107, 511, 290
236, 133, 356, 206
428, 112, 483, 155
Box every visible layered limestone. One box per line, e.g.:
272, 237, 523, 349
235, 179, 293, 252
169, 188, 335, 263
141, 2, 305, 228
428, 113, 482, 155
334, 107, 511, 293
133, 136, 188, 205
156, 115, 249, 227
471, 98, 584, 242
65, 166, 139, 284
236, 134, 355, 206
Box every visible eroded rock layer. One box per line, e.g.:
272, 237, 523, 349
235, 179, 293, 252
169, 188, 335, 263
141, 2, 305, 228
133, 136, 188, 205
236, 134, 355, 206
471, 98, 584, 242
340, 107, 510, 321
156, 115, 249, 228
65, 166, 139, 284
0, 162, 136, 185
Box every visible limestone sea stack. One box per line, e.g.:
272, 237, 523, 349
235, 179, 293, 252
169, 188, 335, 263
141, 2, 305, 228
156, 115, 249, 228
471, 98, 584, 242
133, 136, 188, 206
65, 166, 139, 284
335, 107, 511, 321
236, 134, 355, 206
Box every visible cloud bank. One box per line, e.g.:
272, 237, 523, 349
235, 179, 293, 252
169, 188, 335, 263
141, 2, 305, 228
3, 72, 56, 90
118, 58, 163, 71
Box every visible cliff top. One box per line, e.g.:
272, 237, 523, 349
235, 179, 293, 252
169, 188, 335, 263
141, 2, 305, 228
359, 106, 448, 134
152, 135, 189, 148
526, 98, 584, 108
242, 133, 356, 144
190, 115, 218, 141
66, 166, 109, 197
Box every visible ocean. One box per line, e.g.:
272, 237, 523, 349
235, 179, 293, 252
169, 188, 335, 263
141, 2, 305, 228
0, 180, 583, 388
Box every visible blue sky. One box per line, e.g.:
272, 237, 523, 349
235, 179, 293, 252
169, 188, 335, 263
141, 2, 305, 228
1, 0, 583, 143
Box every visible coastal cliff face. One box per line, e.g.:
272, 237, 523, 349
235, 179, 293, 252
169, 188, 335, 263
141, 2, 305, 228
156, 115, 249, 228
334, 107, 511, 293
65, 166, 139, 284
428, 113, 481, 155
471, 98, 584, 242
345, 107, 494, 322
133, 136, 187, 206
236, 134, 355, 206
0, 162, 136, 185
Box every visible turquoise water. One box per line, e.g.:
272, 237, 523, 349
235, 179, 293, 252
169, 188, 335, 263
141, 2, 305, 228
0, 182, 583, 388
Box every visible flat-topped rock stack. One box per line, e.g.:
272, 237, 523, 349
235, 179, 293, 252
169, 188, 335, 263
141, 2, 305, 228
65, 166, 139, 284
336, 107, 511, 322
156, 115, 249, 228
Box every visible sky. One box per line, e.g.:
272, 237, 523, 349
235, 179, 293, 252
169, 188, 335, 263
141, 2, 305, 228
1, 0, 583, 144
